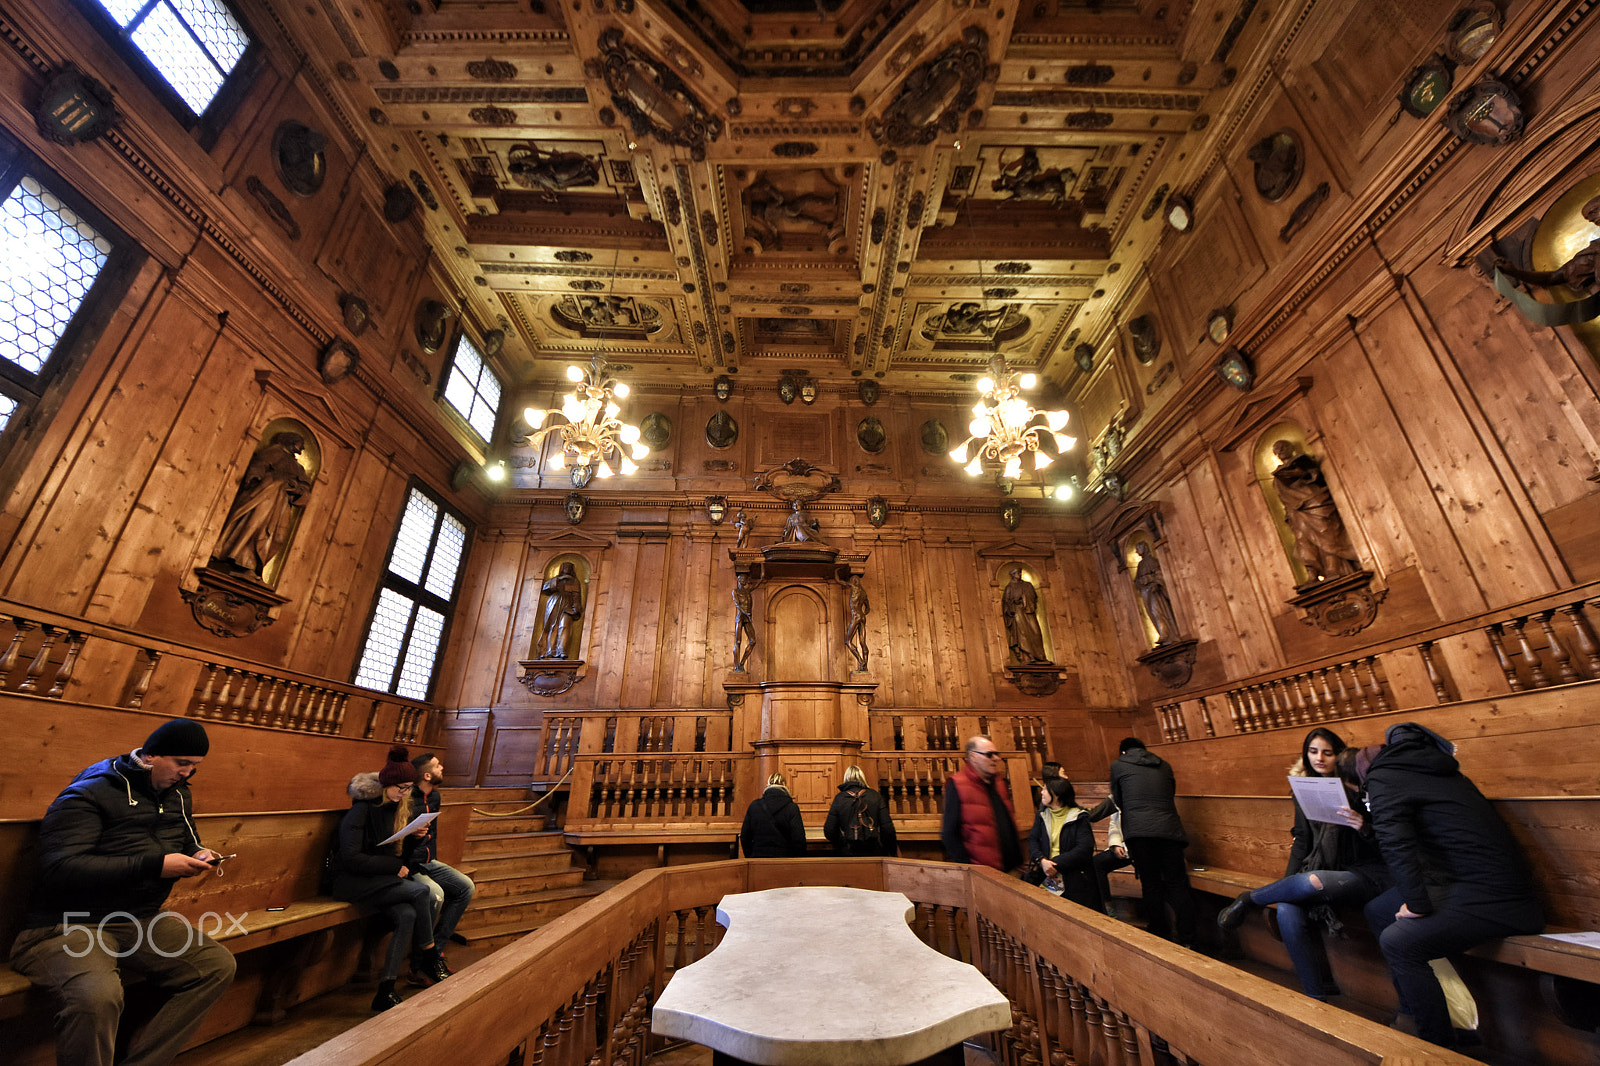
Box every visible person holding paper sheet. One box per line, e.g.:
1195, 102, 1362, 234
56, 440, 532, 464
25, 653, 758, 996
1216, 728, 1391, 1000
331, 745, 451, 1011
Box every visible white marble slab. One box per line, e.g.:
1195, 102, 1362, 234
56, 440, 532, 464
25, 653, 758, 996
651, 886, 1011, 1066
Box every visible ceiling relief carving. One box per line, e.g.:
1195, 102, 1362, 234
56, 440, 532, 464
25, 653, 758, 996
592, 28, 722, 159
922, 302, 1030, 348
550, 295, 665, 338
507, 145, 601, 197
868, 26, 993, 148
738, 168, 851, 255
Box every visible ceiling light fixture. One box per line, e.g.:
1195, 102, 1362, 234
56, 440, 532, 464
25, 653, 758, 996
523, 246, 648, 478
948, 353, 1075, 480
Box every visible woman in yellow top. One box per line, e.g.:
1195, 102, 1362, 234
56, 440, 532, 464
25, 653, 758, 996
1025, 776, 1097, 907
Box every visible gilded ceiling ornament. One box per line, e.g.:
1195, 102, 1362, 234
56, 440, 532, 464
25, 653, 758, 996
468, 106, 517, 126
409, 170, 439, 210
868, 26, 990, 148
597, 28, 722, 159
555, 250, 594, 262
990, 146, 1074, 205
466, 58, 518, 81
662, 185, 682, 226
507, 145, 600, 197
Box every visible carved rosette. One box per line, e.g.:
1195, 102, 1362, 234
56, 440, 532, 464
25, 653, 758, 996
868, 26, 990, 147
518, 659, 585, 697
1288, 570, 1386, 637
183, 567, 290, 638
1136, 638, 1199, 690
1003, 662, 1066, 698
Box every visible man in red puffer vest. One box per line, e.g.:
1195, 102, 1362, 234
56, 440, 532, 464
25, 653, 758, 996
940, 736, 1022, 872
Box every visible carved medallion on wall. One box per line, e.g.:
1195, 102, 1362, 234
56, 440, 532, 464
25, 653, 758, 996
383, 183, 418, 222
868, 26, 990, 147
1248, 130, 1302, 203
415, 299, 452, 352
641, 412, 672, 449
272, 121, 327, 196
706, 410, 739, 449
595, 27, 722, 158
858, 380, 880, 405
1288, 570, 1385, 637
339, 293, 370, 335
33, 65, 120, 146
1445, 79, 1524, 146
920, 419, 948, 454
318, 340, 357, 385
857, 417, 886, 453
1127, 315, 1160, 365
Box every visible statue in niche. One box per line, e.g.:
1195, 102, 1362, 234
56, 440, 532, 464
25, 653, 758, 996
779, 498, 829, 545
538, 561, 584, 659
732, 572, 756, 672
845, 575, 870, 672
1496, 195, 1600, 296
1271, 441, 1361, 584
211, 431, 312, 580
507, 144, 601, 198
1002, 566, 1049, 665
1133, 543, 1181, 646
990, 147, 1075, 206
733, 509, 751, 549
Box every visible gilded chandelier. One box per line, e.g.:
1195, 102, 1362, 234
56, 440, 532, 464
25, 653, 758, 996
523, 356, 648, 478
948, 355, 1075, 479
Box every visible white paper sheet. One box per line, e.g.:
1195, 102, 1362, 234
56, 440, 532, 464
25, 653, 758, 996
1287, 775, 1354, 825
378, 810, 438, 847
1540, 931, 1600, 949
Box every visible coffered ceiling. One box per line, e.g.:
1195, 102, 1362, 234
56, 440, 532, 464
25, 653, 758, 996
283, 0, 1272, 393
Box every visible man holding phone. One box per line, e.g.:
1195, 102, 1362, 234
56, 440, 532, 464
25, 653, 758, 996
9, 719, 236, 1066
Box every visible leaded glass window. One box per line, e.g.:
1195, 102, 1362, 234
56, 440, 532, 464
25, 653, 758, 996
353, 485, 470, 700
441, 334, 502, 443
85, 0, 251, 119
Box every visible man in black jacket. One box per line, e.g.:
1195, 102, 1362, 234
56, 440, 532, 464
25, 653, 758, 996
1109, 737, 1197, 946
1356, 723, 1543, 1049
9, 720, 237, 1066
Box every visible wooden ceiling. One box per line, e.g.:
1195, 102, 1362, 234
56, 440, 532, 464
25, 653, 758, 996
282, 0, 1271, 393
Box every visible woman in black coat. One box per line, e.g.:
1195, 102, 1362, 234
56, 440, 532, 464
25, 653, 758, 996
823, 765, 898, 856
332, 747, 450, 1011
1349, 723, 1543, 1049
740, 772, 808, 857
1025, 777, 1097, 909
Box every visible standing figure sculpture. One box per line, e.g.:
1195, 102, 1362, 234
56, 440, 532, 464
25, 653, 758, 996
1134, 543, 1181, 646
212, 431, 311, 579
1002, 566, 1049, 664
733, 509, 750, 549
1495, 195, 1600, 296
1271, 441, 1360, 584
732, 573, 756, 672
538, 562, 584, 659
779, 498, 828, 545
844, 575, 870, 672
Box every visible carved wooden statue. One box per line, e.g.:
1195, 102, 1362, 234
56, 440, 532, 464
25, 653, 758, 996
779, 499, 828, 545
1002, 566, 1049, 664
211, 431, 311, 579
732, 573, 756, 672
1496, 195, 1600, 296
1271, 441, 1360, 583
1134, 543, 1181, 646
845, 575, 870, 672
734, 509, 750, 549
538, 561, 584, 659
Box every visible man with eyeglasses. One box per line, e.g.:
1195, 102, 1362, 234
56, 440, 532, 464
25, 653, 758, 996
940, 736, 1022, 872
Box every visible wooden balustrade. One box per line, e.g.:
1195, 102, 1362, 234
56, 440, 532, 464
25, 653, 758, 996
0, 602, 432, 743
286, 859, 1471, 1066
576, 756, 737, 823
541, 716, 583, 777
869, 754, 963, 819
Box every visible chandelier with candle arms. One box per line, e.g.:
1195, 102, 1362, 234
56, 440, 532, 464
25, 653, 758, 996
523, 355, 648, 478
947, 354, 1075, 479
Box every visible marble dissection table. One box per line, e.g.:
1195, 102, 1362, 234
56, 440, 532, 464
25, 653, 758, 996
651, 886, 1011, 1066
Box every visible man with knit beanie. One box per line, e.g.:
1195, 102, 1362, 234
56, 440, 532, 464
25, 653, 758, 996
9, 719, 237, 1066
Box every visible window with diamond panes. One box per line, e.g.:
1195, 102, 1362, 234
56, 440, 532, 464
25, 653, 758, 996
79, 0, 252, 120
0, 139, 118, 437
440, 334, 502, 443
353, 485, 470, 700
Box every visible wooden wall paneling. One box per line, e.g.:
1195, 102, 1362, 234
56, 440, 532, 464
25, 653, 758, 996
450, 533, 527, 709
856, 533, 893, 694
660, 532, 714, 707
1499, 798, 1600, 930
946, 540, 993, 708
1056, 543, 1131, 708
1413, 263, 1600, 517
1354, 300, 1558, 606
481, 723, 545, 783
297, 449, 407, 680
1175, 456, 1281, 675
925, 543, 976, 709
1, 288, 210, 614
1226, 88, 1344, 274
1158, 175, 1266, 377
591, 534, 641, 706
622, 535, 669, 706
62, 638, 143, 708
1317, 322, 1490, 618
899, 536, 941, 706
441, 710, 490, 785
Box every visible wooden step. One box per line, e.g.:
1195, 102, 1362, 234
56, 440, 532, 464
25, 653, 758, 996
455, 883, 620, 952
460, 814, 550, 834
457, 885, 611, 931
463, 829, 570, 856
462, 849, 578, 879
468, 867, 586, 899
441, 786, 533, 803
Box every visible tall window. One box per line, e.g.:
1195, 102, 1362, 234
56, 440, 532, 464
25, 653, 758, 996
353, 485, 470, 700
0, 137, 118, 437
78, 0, 252, 120
440, 334, 502, 443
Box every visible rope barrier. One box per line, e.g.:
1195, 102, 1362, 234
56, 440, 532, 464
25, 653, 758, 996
471, 766, 573, 816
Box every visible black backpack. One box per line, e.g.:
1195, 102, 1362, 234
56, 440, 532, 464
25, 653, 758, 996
843, 789, 879, 847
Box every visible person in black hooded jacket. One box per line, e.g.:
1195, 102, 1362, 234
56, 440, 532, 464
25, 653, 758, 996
823, 765, 898, 856
740, 772, 808, 857
1348, 722, 1543, 1049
